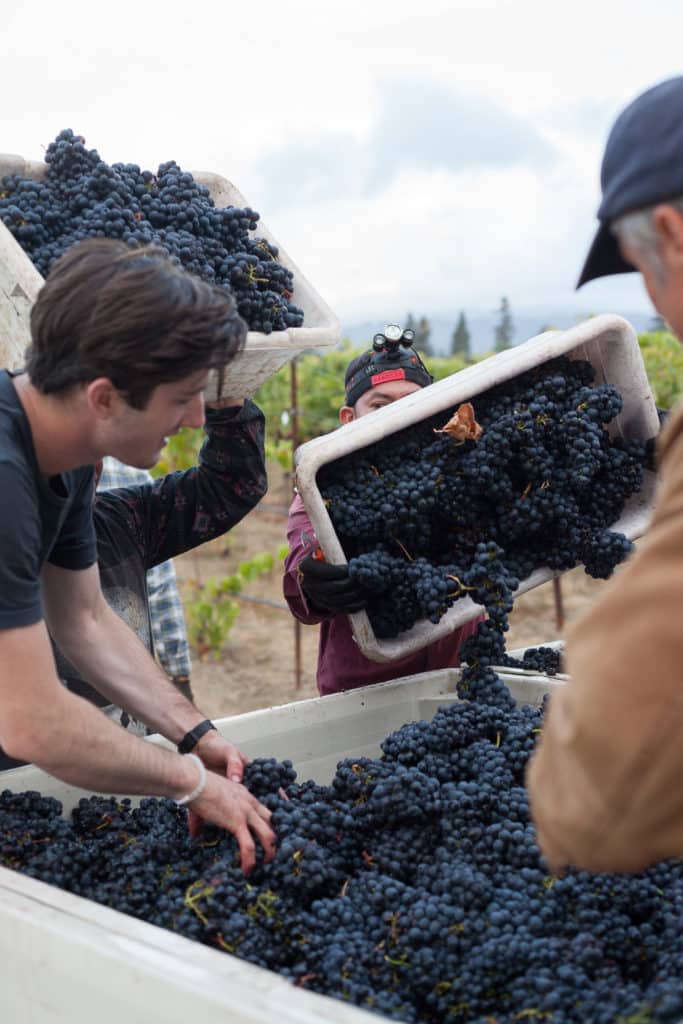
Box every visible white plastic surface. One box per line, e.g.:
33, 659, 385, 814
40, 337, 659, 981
0, 670, 559, 1024
0, 163, 44, 369
0, 155, 341, 392
294, 315, 660, 663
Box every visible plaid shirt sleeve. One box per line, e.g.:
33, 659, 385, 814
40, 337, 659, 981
98, 458, 192, 679
146, 558, 192, 678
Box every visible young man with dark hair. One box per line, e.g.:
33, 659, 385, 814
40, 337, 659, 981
0, 237, 274, 873
283, 327, 482, 695
528, 75, 683, 875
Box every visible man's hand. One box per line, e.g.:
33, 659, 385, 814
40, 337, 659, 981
195, 729, 249, 783
297, 553, 367, 614
188, 772, 276, 875
187, 729, 252, 840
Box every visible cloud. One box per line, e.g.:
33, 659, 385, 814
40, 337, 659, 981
263, 146, 655, 329
365, 77, 557, 188
249, 135, 366, 208
255, 76, 557, 209
0, 1, 662, 331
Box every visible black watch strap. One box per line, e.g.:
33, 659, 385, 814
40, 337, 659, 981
177, 719, 217, 754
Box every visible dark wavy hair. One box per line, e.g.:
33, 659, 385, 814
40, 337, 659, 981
27, 237, 246, 408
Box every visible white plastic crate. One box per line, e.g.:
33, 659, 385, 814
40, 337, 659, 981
0, 669, 558, 1024
294, 314, 660, 663
0, 155, 340, 394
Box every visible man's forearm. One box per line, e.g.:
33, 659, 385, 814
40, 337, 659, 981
0, 618, 274, 873
0, 623, 199, 799
57, 599, 206, 742
20, 691, 200, 799
283, 502, 330, 625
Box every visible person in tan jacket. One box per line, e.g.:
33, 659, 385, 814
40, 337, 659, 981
527, 75, 683, 874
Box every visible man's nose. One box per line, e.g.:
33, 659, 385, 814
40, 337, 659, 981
181, 392, 205, 429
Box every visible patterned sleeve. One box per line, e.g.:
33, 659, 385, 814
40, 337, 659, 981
146, 559, 192, 679
115, 399, 268, 568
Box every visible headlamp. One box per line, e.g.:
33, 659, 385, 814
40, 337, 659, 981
372, 324, 416, 355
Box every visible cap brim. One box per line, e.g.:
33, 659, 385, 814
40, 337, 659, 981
576, 220, 637, 289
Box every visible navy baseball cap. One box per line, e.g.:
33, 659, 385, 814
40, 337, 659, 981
577, 75, 683, 288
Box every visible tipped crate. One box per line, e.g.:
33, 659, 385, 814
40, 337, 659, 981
294, 314, 660, 663
0, 155, 340, 393
0, 669, 559, 1024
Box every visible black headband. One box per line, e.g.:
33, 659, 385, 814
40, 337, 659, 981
344, 347, 433, 407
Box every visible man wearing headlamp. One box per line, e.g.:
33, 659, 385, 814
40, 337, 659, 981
282, 326, 483, 696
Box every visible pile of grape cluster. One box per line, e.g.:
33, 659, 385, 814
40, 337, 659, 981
0, 128, 304, 334
3, 706, 683, 1024
318, 357, 652, 669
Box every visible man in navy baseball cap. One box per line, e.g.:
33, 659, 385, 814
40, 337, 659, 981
577, 75, 683, 295
529, 75, 683, 877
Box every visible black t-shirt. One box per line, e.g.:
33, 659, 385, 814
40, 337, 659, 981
0, 371, 97, 630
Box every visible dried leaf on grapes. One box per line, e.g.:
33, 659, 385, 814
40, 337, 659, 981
434, 402, 483, 441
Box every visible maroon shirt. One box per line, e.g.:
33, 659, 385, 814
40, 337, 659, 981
283, 493, 484, 696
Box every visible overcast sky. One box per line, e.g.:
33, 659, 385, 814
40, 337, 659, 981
3, 0, 683, 335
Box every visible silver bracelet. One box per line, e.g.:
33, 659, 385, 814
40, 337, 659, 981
175, 753, 207, 806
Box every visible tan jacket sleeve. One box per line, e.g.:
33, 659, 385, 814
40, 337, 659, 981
527, 401, 683, 873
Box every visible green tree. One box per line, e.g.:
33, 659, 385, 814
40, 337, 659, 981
451, 311, 471, 359
403, 313, 432, 354
415, 316, 433, 355
638, 330, 683, 409
494, 296, 514, 352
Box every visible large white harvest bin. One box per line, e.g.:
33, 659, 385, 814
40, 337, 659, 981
294, 314, 660, 663
0, 670, 559, 1024
0, 155, 341, 394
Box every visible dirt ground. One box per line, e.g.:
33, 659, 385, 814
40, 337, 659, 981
176, 466, 612, 721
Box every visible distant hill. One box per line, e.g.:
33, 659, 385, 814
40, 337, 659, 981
341, 310, 657, 356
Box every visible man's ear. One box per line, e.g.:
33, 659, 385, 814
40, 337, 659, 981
653, 204, 683, 266
86, 378, 120, 420
339, 405, 355, 425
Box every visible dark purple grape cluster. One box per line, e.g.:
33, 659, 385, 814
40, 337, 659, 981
3, 726, 683, 1023
318, 357, 652, 684
502, 644, 564, 675
321, 357, 647, 581
242, 757, 297, 799
0, 128, 304, 334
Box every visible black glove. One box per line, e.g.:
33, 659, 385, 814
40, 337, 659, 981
298, 553, 368, 614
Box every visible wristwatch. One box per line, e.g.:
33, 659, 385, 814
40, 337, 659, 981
177, 719, 217, 754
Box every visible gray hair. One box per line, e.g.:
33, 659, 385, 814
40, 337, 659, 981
611, 194, 683, 285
